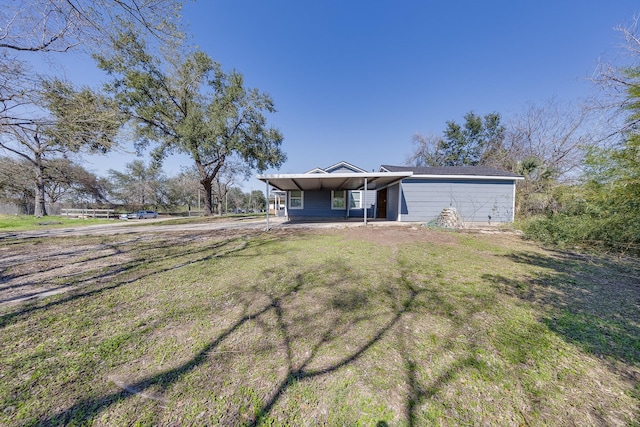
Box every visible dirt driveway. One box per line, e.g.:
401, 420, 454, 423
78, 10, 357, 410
0, 216, 280, 239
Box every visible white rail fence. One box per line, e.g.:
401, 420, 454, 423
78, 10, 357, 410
61, 208, 115, 218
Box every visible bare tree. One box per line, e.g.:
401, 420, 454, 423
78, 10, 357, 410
505, 98, 595, 180
406, 133, 444, 167
0, 79, 122, 215
589, 15, 640, 143
0, 156, 35, 213
1, 0, 184, 53
43, 157, 107, 205
212, 157, 250, 215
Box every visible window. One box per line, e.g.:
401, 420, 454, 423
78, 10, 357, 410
331, 190, 346, 209
350, 191, 362, 209
289, 190, 303, 209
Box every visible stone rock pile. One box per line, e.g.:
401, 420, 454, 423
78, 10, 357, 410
433, 207, 466, 229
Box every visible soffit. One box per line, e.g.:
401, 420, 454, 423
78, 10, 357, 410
256, 172, 413, 192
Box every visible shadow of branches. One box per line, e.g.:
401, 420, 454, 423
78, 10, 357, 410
484, 250, 640, 367
9, 232, 452, 426
23, 250, 411, 425
8, 231, 631, 426
0, 231, 270, 325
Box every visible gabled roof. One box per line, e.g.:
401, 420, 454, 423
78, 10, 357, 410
322, 161, 368, 174
380, 165, 523, 179
305, 167, 328, 174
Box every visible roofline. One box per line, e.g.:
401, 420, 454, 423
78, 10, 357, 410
305, 167, 328, 174
380, 166, 523, 179
257, 171, 413, 180
323, 161, 368, 173
410, 174, 524, 181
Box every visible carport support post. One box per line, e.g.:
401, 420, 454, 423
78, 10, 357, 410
364, 178, 368, 226
265, 179, 270, 231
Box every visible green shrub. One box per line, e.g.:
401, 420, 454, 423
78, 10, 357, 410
521, 211, 640, 255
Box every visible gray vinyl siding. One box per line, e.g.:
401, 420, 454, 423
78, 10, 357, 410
399, 178, 515, 223
387, 183, 400, 220
347, 190, 375, 218
364, 190, 376, 210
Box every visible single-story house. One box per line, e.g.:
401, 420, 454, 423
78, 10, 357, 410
257, 161, 523, 225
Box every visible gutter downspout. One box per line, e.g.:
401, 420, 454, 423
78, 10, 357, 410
265, 179, 270, 231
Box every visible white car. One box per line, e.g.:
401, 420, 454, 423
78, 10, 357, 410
119, 211, 158, 220
135, 210, 158, 219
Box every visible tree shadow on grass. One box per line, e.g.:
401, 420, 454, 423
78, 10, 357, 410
484, 250, 640, 368
25, 244, 435, 426
247, 278, 421, 426
0, 234, 207, 290
11, 232, 599, 426
0, 233, 241, 300
394, 269, 503, 427
0, 232, 275, 326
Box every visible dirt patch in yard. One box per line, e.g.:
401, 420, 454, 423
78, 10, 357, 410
339, 224, 460, 246
335, 223, 527, 250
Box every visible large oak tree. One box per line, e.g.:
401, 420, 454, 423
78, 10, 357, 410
1, 0, 186, 215
96, 33, 286, 215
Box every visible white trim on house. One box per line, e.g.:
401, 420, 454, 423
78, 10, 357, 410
305, 167, 328, 174
397, 186, 403, 222
512, 183, 517, 222
350, 191, 362, 209
288, 190, 304, 209
323, 161, 367, 173
411, 174, 524, 181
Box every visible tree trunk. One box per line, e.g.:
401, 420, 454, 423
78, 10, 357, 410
34, 159, 48, 217
201, 178, 214, 216
195, 157, 224, 217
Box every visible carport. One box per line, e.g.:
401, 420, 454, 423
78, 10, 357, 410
256, 171, 412, 229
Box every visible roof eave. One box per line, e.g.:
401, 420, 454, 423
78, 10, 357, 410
410, 174, 524, 180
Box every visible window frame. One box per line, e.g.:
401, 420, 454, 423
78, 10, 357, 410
288, 190, 304, 209
331, 190, 346, 210
350, 191, 362, 209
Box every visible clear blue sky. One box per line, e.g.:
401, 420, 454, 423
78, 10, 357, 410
85, 1, 639, 191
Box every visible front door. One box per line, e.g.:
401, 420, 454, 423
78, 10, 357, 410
376, 188, 387, 219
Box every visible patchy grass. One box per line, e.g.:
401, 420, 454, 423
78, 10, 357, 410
0, 214, 113, 231
139, 213, 266, 227
0, 226, 638, 426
